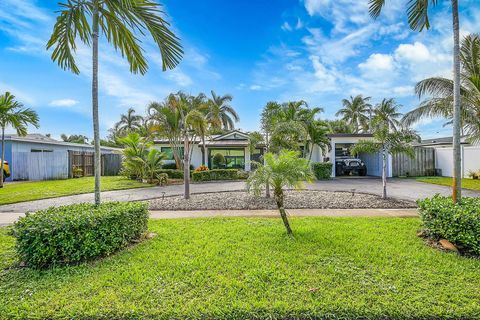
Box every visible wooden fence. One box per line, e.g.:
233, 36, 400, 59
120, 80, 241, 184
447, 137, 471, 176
392, 147, 435, 177
11, 152, 69, 181
68, 151, 122, 177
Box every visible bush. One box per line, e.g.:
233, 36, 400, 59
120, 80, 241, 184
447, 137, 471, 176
12, 202, 149, 268
162, 163, 194, 170
468, 170, 480, 179
311, 162, 332, 180
418, 195, 480, 255
192, 169, 240, 182
195, 165, 209, 172
212, 153, 225, 168
157, 169, 184, 179
156, 173, 168, 186
72, 165, 83, 178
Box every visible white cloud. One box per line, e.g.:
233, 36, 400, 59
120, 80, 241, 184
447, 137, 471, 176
394, 42, 432, 63
358, 53, 395, 75
165, 69, 193, 87
281, 22, 292, 31
48, 99, 79, 107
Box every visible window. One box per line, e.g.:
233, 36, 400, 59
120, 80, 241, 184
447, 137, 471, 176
160, 147, 184, 160
31, 149, 53, 153
209, 148, 245, 169
335, 143, 355, 158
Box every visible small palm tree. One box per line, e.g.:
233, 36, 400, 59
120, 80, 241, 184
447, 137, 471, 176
117, 108, 143, 134
373, 98, 402, 132
335, 95, 372, 133
207, 91, 239, 130
47, 0, 183, 205
368, 0, 462, 201
247, 150, 315, 235
0, 92, 39, 187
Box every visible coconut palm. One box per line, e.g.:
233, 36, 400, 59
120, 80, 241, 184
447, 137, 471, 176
402, 34, 480, 143
323, 119, 353, 134
47, 0, 183, 205
368, 0, 462, 201
117, 108, 143, 134
0, 92, 39, 187
247, 150, 315, 235
61, 134, 89, 144
372, 98, 402, 132
335, 95, 372, 133
207, 91, 239, 131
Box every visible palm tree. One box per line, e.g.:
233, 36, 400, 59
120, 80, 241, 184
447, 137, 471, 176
372, 98, 402, 132
117, 108, 143, 134
368, 0, 462, 201
207, 91, 239, 130
47, 0, 183, 205
0, 92, 39, 187
335, 95, 372, 133
61, 134, 89, 144
247, 150, 315, 235
323, 119, 353, 134
402, 34, 480, 142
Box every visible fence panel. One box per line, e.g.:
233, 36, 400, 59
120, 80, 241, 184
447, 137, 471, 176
392, 147, 435, 177
102, 153, 123, 176
12, 152, 68, 180
68, 151, 122, 177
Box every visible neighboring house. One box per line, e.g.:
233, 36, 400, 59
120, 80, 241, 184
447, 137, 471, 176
327, 133, 393, 178
415, 136, 480, 177
1, 134, 121, 181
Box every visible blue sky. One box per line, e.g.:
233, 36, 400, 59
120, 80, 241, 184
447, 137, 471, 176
0, 0, 479, 140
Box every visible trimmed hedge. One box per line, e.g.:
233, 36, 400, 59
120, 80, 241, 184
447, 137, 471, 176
12, 202, 149, 268
192, 169, 242, 182
418, 195, 480, 255
157, 169, 184, 179
312, 162, 332, 180
162, 163, 194, 170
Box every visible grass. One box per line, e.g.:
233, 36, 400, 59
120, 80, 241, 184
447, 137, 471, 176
0, 176, 152, 205
416, 176, 480, 191
1, 217, 480, 319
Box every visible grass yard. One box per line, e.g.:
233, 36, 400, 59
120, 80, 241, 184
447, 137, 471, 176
1, 217, 480, 319
416, 176, 480, 191
0, 176, 151, 205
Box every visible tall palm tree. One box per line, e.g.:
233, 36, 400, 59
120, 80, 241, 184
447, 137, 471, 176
207, 91, 239, 130
368, 0, 462, 201
0, 92, 39, 187
335, 95, 372, 133
402, 34, 480, 142
47, 0, 183, 205
117, 108, 143, 134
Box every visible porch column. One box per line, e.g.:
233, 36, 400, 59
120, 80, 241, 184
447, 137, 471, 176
244, 147, 251, 171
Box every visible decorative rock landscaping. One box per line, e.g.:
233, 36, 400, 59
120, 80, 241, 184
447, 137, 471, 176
149, 190, 416, 210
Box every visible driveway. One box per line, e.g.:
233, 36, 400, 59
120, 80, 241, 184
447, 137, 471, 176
0, 178, 478, 224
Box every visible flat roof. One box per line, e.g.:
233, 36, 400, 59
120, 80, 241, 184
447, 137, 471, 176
327, 133, 374, 138
5, 134, 122, 151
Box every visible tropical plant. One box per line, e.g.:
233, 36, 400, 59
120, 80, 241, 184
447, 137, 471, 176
47, 0, 183, 205
351, 107, 419, 199
117, 108, 143, 134
335, 95, 372, 133
248, 131, 264, 154
373, 98, 402, 132
323, 119, 353, 134
0, 92, 39, 187
207, 91, 239, 131
368, 0, 462, 202
247, 150, 315, 235
119, 132, 152, 180
61, 134, 89, 144
402, 34, 480, 143
141, 148, 168, 183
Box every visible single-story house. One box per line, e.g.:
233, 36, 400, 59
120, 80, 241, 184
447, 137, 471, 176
154, 130, 388, 178
1, 134, 121, 181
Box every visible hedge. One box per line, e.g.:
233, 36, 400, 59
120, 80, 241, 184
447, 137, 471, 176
162, 163, 194, 170
157, 169, 184, 179
418, 195, 480, 255
12, 202, 149, 268
312, 162, 332, 180
192, 169, 244, 182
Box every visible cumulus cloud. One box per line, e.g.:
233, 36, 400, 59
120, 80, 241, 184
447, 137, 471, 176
358, 53, 395, 76
48, 99, 79, 107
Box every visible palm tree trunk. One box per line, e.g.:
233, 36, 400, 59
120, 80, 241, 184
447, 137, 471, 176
451, 0, 462, 203
274, 188, 292, 235
265, 132, 270, 198
0, 126, 5, 188
92, 3, 101, 205
382, 147, 387, 199
183, 133, 190, 199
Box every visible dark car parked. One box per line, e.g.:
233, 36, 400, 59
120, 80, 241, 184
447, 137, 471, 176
335, 157, 367, 176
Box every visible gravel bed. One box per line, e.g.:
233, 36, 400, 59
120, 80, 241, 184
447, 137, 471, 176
149, 190, 416, 210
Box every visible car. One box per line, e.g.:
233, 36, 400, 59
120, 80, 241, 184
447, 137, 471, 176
1, 159, 10, 182
335, 157, 367, 176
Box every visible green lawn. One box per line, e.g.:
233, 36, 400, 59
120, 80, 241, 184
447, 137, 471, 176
0, 176, 152, 205
1, 217, 480, 319
416, 176, 480, 191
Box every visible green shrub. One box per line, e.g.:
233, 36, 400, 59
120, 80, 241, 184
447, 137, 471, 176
418, 195, 480, 255
311, 162, 332, 180
192, 169, 240, 182
12, 202, 149, 268
156, 173, 168, 186
157, 169, 184, 179
162, 163, 194, 170
212, 153, 225, 168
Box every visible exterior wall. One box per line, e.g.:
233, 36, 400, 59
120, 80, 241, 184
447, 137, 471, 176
154, 143, 204, 169
434, 145, 480, 177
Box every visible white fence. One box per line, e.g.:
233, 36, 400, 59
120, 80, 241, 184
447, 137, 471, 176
435, 146, 480, 177
12, 152, 69, 181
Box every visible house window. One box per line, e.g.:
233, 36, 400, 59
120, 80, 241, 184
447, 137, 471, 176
160, 147, 184, 160
209, 148, 245, 169
31, 149, 53, 153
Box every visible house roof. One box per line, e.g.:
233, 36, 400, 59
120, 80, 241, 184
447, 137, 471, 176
327, 133, 374, 138
5, 134, 122, 151
154, 130, 252, 147
414, 136, 470, 147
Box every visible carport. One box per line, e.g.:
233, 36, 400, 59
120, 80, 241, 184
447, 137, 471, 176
327, 134, 393, 178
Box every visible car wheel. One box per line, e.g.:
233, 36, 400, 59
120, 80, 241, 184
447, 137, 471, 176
336, 166, 344, 176
359, 168, 367, 176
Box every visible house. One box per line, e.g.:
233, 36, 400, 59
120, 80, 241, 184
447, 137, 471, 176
1, 134, 121, 181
